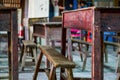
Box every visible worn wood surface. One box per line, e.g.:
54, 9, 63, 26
39, 46, 75, 68
33, 45, 75, 80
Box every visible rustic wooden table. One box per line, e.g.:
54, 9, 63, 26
0, 8, 18, 80
62, 7, 120, 80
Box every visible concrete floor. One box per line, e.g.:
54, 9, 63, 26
0, 41, 118, 80
19, 46, 118, 80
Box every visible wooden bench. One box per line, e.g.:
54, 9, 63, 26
104, 41, 119, 62
103, 41, 120, 80
71, 39, 92, 71
71, 39, 119, 71
33, 45, 76, 80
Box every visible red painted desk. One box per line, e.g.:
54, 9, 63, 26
62, 7, 120, 80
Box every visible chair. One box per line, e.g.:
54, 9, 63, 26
19, 40, 37, 71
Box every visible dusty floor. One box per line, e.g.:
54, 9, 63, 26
0, 41, 118, 80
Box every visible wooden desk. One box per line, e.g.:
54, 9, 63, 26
33, 22, 62, 45
62, 7, 120, 80
0, 8, 18, 80
33, 22, 62, 68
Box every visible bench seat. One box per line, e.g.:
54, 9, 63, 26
33, 45, 76, 80
40, 46, 75, 68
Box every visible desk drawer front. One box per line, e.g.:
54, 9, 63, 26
0, 12, 10, 31
34, 25, 45, 36
101, 13, 120, 31
49, 27, 62, 40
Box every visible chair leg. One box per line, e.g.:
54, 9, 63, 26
33, 52, 43, 80
49, 65, 56, 80
65, 68, 74, 80
78, 43, 83, 62
104, 44, 108, 63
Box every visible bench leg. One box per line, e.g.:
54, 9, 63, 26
49, 65, 56, 80
31, 47, 35, 62
82, 52, 87, 71
21, 46, 27, 71
82, 45, 89, 71
78, 43, 83, 62
33, 47, 37, 65
33, 52, 43, 80
65, 68, 74, 80
104, 44, 108, 63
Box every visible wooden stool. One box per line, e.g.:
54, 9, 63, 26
33, 46, 75, 80
20, 40, 37, 71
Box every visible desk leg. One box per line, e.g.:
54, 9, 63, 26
61, 27, 67, 80
34, 36, 37, 44
45, 27, 50, 68
67, 29, 73, 61
8, 32, 12, 80
92, 26, 103, 80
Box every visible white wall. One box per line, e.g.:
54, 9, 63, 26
28, 0, 49, 18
